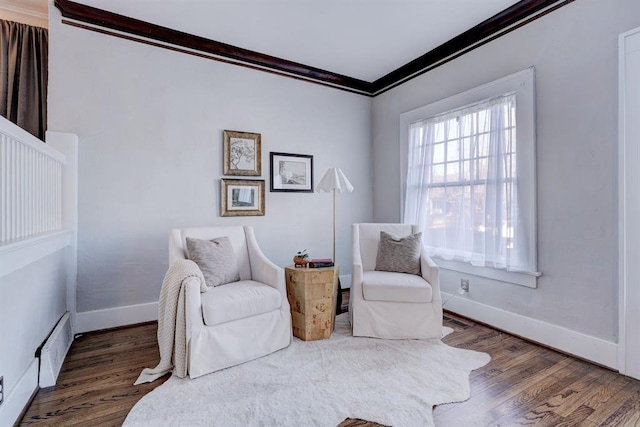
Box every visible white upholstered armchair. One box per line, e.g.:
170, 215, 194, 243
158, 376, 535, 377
169, 226, 291, 378
350, 223, 443, 339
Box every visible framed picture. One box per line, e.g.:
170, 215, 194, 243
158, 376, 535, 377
223, 130, 261, 176
270, 152, 313, 192
220, 179, 265, 217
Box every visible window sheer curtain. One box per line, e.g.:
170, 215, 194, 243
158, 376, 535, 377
0, 19, 48, 140
404, 93, 534, 274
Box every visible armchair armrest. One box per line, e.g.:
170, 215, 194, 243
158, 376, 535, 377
420, 252, 441, 302
184, 276, 205, 341
351, 224, 364, 300
168, 229, 185, 265
244, 226, 287, 304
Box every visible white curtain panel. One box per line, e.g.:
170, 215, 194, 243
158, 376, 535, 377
404, 93, 533, 274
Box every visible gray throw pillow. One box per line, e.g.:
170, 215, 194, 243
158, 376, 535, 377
374, 231, 422, 275
186, 236, 240, 287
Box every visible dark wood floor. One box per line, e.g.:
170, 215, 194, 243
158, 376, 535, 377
20, 322, 169, 426
20, 291, 640, 427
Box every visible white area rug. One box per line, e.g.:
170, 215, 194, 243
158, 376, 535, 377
124, 313, 490, 427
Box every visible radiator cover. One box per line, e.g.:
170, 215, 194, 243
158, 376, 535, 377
39, 312, 73, 387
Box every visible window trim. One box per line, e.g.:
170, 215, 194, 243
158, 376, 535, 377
400, 67, 538, 286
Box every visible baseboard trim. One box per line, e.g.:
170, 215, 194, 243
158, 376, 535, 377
75, 302, 158, 334
0, 359, 38, 427
442, 292, 618, 369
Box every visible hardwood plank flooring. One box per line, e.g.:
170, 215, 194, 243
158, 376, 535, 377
20, 291, 640, 427
20, 322, 168, 426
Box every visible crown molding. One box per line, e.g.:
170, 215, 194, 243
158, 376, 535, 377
53, 0, 373, 96
54, 0, 573, 97
371, 0, 574, 95
0, 0, 47, 20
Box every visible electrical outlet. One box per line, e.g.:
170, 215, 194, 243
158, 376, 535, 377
0, 375, 4, 405
460, 279, 470, 293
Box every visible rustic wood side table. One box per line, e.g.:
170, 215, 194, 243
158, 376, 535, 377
285, 265, 339, 341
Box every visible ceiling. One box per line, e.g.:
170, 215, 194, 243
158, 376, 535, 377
6, 0, 519, 81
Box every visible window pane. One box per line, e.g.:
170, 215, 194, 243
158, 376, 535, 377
462, 137, 472, 159
460, 115, 474, 137
447, 140, 460, 161
477, 157, 488, 180
411, 126, 423, 145
447, 119, 459, 139
461, 160, 472, 181
431, 164, 445, 183
477, 110, 489, 133
477, 133, 489, 157
510, 128, 517, 153
444, 186, 463, 246
470, 184, 486, 217
426, 187, 447, 228
447, 162, 460, 181
434, 122, 445, 142
433, 143, 445, 163
502, 182, 514, 249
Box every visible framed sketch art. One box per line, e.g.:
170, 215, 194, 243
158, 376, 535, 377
270, 152, 313, 192
220, 179, 265, 217
223, 130, 261, 176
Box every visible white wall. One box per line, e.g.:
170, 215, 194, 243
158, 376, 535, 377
0, 250, 67, 425
47, 6, 372, 322
372, 0, 640, 362
0, 115, 75, 425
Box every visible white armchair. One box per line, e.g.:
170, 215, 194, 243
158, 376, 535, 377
350, 223, 442, 339
169, 226, 291, 378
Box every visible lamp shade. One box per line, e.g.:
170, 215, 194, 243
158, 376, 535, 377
316, 168, 354, 193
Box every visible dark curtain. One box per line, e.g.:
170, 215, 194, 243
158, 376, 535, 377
0, 20, 48, 141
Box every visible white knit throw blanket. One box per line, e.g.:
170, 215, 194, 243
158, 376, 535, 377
134, 259, 206, 385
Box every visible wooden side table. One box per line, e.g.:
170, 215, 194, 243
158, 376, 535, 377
285, 265, 339, 341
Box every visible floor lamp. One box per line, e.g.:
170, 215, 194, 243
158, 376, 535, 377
316, 168, 354, 263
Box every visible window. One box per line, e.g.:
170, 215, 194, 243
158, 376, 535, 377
401, 68, 538, 283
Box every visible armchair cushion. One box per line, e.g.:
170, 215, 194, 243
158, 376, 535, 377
186, 236, 240, 287
375, 231, 422, 275
200, 280, 282, 326
362, 271, 433, 303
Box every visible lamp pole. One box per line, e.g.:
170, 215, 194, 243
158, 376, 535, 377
332, 188, 336, 263
316, 167, 354, 264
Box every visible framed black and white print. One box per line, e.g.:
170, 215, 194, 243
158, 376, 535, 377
223, 130, 262, 176
220, 179, 265, 216
270, 152, 313, 192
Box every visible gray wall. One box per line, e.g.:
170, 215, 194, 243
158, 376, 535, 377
47, 6, 372, 313
372, 0, 640, 341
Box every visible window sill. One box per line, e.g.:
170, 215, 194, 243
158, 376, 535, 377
434, 258, 539, 288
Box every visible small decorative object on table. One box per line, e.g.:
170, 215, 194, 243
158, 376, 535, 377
293, 249, 308, 268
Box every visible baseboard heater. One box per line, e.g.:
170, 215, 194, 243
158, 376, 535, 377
39, 312, 73, 387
